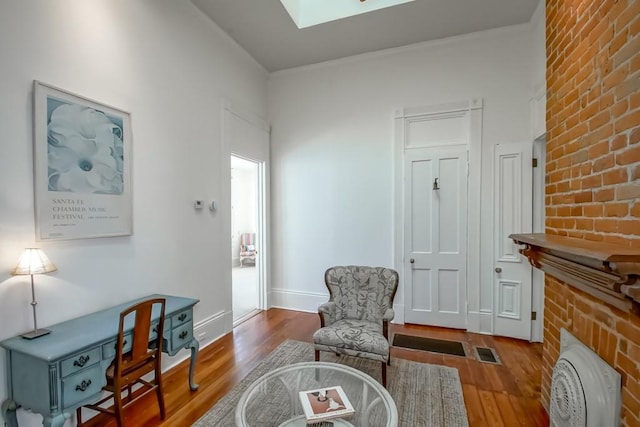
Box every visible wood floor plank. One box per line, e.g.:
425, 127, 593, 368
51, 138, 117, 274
477, 389, 505, 427
82, 309, 548, 426
461, 384, 486, 426
494, 392, 521, 426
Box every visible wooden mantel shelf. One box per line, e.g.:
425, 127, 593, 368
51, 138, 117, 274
510, 233, 640, 314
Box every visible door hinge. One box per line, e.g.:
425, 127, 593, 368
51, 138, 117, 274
532, 158, 538, 168
531, 311, 537, 321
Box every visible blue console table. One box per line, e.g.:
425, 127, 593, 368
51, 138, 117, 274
0, 294, 200, 427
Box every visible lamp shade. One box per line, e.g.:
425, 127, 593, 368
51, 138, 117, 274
12, 248, 57, 276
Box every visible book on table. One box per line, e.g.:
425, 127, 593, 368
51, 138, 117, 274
299, 385, 355, 424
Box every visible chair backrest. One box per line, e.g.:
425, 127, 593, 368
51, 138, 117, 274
115, 298, 165, 379
240, 233, 255, 249
324, 266, 398, 323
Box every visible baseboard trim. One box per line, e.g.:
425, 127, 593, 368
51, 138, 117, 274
270, 288, 328, 313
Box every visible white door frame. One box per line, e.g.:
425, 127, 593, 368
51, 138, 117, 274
393, 99, 483, 327
531, 137, 546, 342
222, 100, 270, 313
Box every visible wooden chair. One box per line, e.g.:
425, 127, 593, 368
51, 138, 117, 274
77, 298, 166, 426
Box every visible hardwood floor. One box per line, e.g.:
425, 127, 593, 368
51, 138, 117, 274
84, 309, 549, 426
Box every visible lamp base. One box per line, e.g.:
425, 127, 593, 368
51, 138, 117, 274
21, 329, 51, 340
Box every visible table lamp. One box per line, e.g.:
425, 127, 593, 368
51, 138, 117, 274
11, 248, 57, 339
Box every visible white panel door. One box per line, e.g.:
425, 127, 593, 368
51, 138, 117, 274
404, 146, 468, 328
494, 142, 533, 340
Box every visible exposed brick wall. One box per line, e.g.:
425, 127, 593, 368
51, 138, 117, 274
545, 0, 640, 426
546, 0, 640, 244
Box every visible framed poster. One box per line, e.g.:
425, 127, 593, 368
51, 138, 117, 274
33, 81, 133, 240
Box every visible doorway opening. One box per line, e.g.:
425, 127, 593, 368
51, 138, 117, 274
231, 155, 261, 325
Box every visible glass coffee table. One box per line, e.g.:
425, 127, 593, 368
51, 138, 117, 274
235, 362, 398, 427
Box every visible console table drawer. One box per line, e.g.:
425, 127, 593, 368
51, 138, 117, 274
170, 321, 193, 352
101, 333, 133, 360
171, 309, 192, 328
149, 322, 159, 341
61, 347, 101, 377
62, 365, 103, 407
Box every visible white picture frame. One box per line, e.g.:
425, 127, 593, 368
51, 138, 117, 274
33, 81, 133, 240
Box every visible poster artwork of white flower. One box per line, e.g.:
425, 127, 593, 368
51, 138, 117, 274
33, 82, 133, 240
48, 102, 124, 194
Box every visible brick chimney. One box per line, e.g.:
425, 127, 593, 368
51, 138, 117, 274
544, 1, 640, 425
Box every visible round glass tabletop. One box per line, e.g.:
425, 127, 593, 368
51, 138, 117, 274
235, 361, 398, 427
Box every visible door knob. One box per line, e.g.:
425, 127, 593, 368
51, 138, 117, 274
410, 258, 415, 264
495, 267, 502, 273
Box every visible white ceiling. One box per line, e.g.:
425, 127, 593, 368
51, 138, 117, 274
192, 0, 541, 72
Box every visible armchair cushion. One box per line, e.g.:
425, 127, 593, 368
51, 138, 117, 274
313, 319, 388, 362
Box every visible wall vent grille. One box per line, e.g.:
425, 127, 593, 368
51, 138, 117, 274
550, 329, 621, 427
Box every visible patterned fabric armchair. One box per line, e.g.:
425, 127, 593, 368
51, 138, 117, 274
313, 265, 399, 387
239, 233, 256, 267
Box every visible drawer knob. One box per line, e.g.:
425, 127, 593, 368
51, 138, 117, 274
179, 330, 188, 340
114, 339, 128, 350
73, 355, 90, 368
178, 313, 187, 322
75, 379, 92, 392
152, 326, 158, 333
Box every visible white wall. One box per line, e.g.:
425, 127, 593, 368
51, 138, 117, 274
267, 23, 538, 324
0, 1, 267, 425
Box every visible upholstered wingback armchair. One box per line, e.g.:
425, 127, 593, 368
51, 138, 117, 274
313, 265, 399, 387
239, 233, 256, 267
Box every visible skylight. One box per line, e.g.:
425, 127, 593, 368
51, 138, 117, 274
280, 0, 416, 29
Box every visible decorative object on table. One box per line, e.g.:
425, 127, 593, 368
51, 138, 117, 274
33, 81, 133, 241
299, 385, 354, 424
313, 266, 399, 387
11, 248, 57, 339
239, 232, 257, 266
193, 339, 469, 427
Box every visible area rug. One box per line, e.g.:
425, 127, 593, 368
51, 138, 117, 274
194, 339, 468, 426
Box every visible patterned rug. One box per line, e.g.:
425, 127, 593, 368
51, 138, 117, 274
194, 339, 468, 426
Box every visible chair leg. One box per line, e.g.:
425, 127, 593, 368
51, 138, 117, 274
114, 389, 124, 427
314, 349, 320, 361
382, 362, 387, 388
157, 370, 166, 420
76, 407, 82, 427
